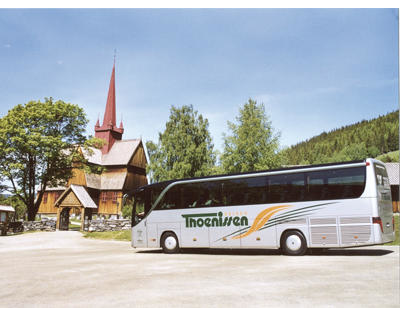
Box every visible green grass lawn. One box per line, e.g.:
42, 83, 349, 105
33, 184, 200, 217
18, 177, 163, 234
82, 230, 131, 242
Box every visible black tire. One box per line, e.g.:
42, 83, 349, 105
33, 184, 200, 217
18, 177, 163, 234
281, 230, 307, 256
161, 232, 180, 254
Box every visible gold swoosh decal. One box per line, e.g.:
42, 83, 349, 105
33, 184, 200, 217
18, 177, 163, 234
232, 205, 291, 239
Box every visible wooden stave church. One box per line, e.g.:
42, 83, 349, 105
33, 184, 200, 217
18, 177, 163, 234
37, 63, 148, 229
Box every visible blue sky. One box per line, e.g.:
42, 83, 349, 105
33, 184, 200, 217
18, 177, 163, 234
0, 8, 398, 154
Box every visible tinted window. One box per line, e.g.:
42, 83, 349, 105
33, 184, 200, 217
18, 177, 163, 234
157, 181, 224, 210
267, 174, 286, 203
158, 185, 181, 210
307, 170, 330, 200
223, 176, 267, 206
133, 189, 146, 215
157, 176, 268, 209
285, 173, 306, 201
150, 184, 167, 209
154, 166, 366, 210
305, 166, 366, 200
182, 181, 223, 209
267, 173, 306, 203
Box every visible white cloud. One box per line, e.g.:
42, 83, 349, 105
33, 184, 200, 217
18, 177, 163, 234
3, 44, 11, 48
57, 60, 64, 65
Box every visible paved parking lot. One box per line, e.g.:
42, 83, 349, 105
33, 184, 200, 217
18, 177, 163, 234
0, 231, 399, 307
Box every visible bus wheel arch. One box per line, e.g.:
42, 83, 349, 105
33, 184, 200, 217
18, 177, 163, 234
280, 229, 308, 256
160, 231, 180, 254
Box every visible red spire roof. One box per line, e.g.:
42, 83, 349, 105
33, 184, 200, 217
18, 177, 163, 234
102, 63, 116, 128
95, 61, 124, 154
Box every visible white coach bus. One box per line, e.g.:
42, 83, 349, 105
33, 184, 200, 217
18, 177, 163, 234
128, 158, 394, 255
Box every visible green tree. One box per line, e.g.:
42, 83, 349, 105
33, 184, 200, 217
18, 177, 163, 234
0, 195, 26, 220
146, 105, 216, 182
282, 110, 399, 165
221, 98, 281, 173
0, 98, 97, 221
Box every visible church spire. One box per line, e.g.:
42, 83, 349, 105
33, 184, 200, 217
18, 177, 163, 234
101, 62, 116, 129
95, 56, 124, 154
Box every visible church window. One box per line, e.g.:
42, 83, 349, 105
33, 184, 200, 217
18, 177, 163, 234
112, 191, 118, 203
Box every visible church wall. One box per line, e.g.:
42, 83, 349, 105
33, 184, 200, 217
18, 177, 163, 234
124, 172, 147, 191
67, 167, 87, 187
130, 144, 147, 169
37, 191, 63, 214
98, 191, 123, 215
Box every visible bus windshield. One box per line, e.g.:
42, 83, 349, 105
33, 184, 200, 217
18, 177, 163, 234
132, 189, 146, 227
131, 182, 172, 226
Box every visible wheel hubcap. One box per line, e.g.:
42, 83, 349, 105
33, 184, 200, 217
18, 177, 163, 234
286, 235, 302, 251
164, 236, 177, 250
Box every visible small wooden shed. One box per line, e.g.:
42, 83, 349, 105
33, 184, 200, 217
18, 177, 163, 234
0, 205, 15, 235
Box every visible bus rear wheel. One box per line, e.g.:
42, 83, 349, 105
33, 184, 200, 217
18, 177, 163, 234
161, 232, 180, 254
281, 230, 307, 256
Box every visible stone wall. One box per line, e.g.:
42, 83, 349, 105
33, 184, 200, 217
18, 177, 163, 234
85, 219, 131, 232
2, 218, 130, 233
23, 219, 56, 232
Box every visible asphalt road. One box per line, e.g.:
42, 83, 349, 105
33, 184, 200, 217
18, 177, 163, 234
0, 231, 399, 307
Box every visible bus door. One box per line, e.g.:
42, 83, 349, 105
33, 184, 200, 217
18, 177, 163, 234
374, 163, 394, 240
131, 189, 148, 248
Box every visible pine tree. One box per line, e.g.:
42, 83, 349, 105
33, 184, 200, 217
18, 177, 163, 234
221, 98, 281, 173
146, 105, 216, 183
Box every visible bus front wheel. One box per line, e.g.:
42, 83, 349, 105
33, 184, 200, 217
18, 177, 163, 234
161, 232, 180, 254
281, 230, 307, 256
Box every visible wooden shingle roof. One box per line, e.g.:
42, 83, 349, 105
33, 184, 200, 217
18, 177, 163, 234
55, 185, 97, 209
82, 139, 141, 166
102, 139, 141, 166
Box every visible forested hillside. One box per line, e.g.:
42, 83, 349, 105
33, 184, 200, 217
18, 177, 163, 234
283, 110, 399, 165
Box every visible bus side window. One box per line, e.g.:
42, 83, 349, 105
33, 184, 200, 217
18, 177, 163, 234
308, 174, 325, 201
222, 177, 267, 206
326, 167, 365, 199
181, 181, 223, 208
306, 167, 366, 201
285, 173, 306, 202
222, 180, 245, 206
246, 177, 268, 205
159, 185, 181, 210
205, 181, 223, 207
181, 183, 198, 208
267, 174, 286, 203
